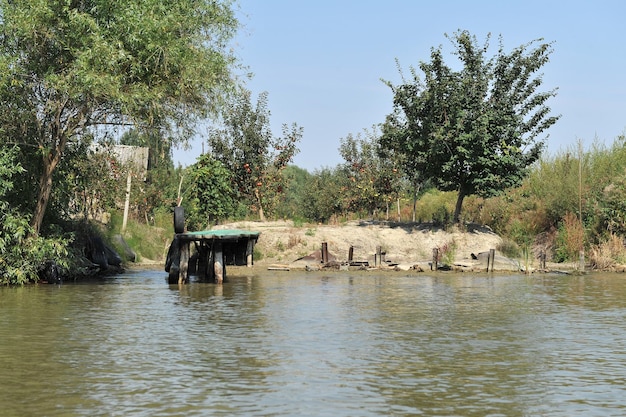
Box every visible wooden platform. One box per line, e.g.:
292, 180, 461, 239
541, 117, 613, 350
165, 229, 260, 284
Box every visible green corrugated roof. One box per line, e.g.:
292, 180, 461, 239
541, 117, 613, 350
183, 229, 260, 238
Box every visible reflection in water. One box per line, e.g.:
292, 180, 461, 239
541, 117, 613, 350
2, 271, 626, 416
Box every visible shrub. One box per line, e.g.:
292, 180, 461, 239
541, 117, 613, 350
554, 212, 584, 262
588, 234, 626, 269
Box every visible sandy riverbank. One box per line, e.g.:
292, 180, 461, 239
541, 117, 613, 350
213, 220, 533, 272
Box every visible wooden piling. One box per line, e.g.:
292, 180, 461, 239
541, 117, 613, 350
488, 248, 495, 272
348, 246, 354, 263
539, 250, 546, 270
376, 246, 382, 267
432, 248, 438, 271
246, 238, 254, 267
166, 228, 259, 285
179, 241, 190, 284
214, 241, 224, 284
321, 242, 328, 264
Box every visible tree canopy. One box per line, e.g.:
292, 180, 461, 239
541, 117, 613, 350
207, 89, 302, 221
383, 30, 560, 222
0, 0, 240, 235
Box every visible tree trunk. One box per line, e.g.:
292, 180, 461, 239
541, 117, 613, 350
453, 188, 466, 224
254, 188, 266, 222
397, 197, 401, 222
31, 153, 60, 237
411, 180, 421, 223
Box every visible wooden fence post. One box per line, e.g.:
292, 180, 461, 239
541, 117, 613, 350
488, 248, 495, 272
321, 242, 328, 264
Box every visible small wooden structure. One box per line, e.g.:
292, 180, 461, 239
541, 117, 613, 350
165, 229, 260, 284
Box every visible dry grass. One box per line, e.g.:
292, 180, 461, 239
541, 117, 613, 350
589, 234, 626, 269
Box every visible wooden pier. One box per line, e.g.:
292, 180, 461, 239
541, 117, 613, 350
165, 229, 260, 284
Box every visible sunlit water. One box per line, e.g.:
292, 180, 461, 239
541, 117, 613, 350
2, 269, 626, 416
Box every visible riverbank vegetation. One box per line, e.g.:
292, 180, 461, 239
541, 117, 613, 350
0, 4, 624, 285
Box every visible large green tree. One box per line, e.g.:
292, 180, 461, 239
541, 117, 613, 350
0, 0, 239, 236
185, 153, 235, 229
339, 127, 402, 219
207, 89, 302, 221
385, 31, 560, 222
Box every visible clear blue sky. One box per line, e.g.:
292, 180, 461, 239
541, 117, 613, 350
173, 0, 626, 172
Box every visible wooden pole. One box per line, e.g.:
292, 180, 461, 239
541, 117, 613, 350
179, 241, 189, 284
432, 248, 438, 271
488, 248, 495, 272
376, 246, 382, 267
578, 140, 585, 272
321, 242, 328, 264
214, 241, 224, 284
122, 170, 132, 232
246, 238, 254, 267
348, 246, 354, 263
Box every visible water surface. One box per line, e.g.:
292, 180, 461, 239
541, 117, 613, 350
2, 269, 626, 416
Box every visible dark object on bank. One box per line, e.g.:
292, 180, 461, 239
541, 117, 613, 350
174, 206, 185, 234
39, 260, 61, 284
87, 235, 122, 270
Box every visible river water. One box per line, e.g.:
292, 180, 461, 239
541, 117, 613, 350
2, 268, 626, 416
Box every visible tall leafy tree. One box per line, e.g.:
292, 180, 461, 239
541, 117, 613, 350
0, 0, 239, 236
301, 167, 348, 223
208, 89, 302, 221
385, 31, 560, 223
380, 108, 431, 222
274, 165, 312, 220
0, 146, 70, 285
185, 154, 234, 229
339, 127, 401, 219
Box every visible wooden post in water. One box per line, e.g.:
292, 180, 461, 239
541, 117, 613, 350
179, 241, 190, 284
246, 238, 254, 267
321, 242, 328, 264
432, 248, 438, 271
348, 246, 354, 263
214, 240, 224, 284
376, 246, 382, 267
488, 248, 495, 273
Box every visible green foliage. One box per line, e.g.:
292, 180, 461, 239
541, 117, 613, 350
67, 143, 120, 220
185, 154, 235, 229
274, 165, 312, 219
339, 126, 403, 218
553, 212, 584, 263
107, 213, 170, 262
0, 0, 240, 234
384, 30, 560, 222
497, 238, 521, 259
413, 190, 456, 225
526, 151, 582, 228
120, 129, 180, 224
438, 240, 457, 266
0, 147, 72, 285
300, 167, 348, 223
208, 90, 302, 220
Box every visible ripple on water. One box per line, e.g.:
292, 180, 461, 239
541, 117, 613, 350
2, 271, 626, 416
